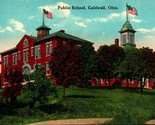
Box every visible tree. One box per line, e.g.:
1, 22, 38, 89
25, 64, 55, 108
97, 45, 125, 86
151, 51, 155, 89
49, 44, 84, 97
2, 68, 23, 103
118, 47, 139, 87
134, 47, 155, 94
118, 46, 155, 94
77, 42, 100, 86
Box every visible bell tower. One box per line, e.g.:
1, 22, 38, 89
119, 21, 136, 47
36, 23, 51, 38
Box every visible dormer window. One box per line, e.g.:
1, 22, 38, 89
23, 39, 28, 48
63, 41, 66, 45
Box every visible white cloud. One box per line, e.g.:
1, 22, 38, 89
137, 28, 155, 33
95, 17, 107, 22
75, 22, 87, 28
90, 11, 141, 24
9, 19, 26, 33
28, 16, 35, 20
53, 20, 68, 28
90, 11, 126, 23
39, 2, 70, 18
6, 26, 13, 32
131, 19, 142, 23
0, 27, 5, 32
144, 36, 155, 39
86, 19, 92, 23
108, 13, 121, 19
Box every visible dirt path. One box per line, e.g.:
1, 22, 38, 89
29, 118, 113, 125
145, 119, 155, 124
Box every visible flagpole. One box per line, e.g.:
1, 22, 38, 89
42, 9, 45, 25
126, 3, 129, 21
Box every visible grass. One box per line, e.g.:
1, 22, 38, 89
0, 86, 155, 124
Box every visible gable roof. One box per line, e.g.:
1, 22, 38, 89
119, 21, 136, 33
36, 24, 51, 30
0, 47, 17, 55
0, 30, 93, 55
37, 30, 93, 44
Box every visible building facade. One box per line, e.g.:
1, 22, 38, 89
0, 23, 92, 85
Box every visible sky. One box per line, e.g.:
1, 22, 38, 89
0, 0, 155, 53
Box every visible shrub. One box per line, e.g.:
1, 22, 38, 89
2, 85, 23, 103
1, 68, 23, 103
24, 64, 56, 108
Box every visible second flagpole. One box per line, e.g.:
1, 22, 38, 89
126, 3, 129, 21
42, 9, 45, 25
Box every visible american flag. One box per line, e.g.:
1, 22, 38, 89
127, 5, 138, 16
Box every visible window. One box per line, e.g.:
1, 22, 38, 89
23, 39, 28, 48
15, 54, 17, 64
46, 62, 50, 75
46, 42, 52, 56
23, 50, 28, 62
122, 34, 126, 45
12, 55, 15, 65
130, 34, 133, 44
31, 47, 34, 56
35, 46, 41, 59
23, 66, 30, 75
18, 51, 20, 60
4, 56, 8, 68
63, 41, 66, 45
12, 53, 17, 65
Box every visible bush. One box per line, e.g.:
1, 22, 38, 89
2, 68, 23, 103
1, 85, 23, 103
17, 91, 33, 104
24, 64, 56, 108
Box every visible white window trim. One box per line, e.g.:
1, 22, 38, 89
31, 47, 34, 56
4, 55, 9, 68
63, 41, 66, 45
46, 41, 52, 56
12, 52, 18, 65
23, 50, 28, 63
46, 62, 50, 75
23, 48, 28, 51
33, 63, 41, 71
46, 41, 52, 45
18, 51, 21, 60
35, 45, 41, 59
23, 38, 28, 48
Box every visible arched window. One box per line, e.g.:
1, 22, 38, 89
23, 66, 30, 75
23, 39, 28, 48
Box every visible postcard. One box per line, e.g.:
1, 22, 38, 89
0, 0, 155, 124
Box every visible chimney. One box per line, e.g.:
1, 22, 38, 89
60, 30, 65, 33
115, 38, 119, 46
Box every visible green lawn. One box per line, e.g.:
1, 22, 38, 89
0, 86, 155, 124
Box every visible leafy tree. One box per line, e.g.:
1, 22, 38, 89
77, 42, 100, 86
2, 68, 23, 103
151, 51, 155, 89
118, 47, 139, 87
119, 46, 155, 94
25, 64, 55, 107
134, 47, 155, 94
97, 45, 125, 86
49, 44, 84, 97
